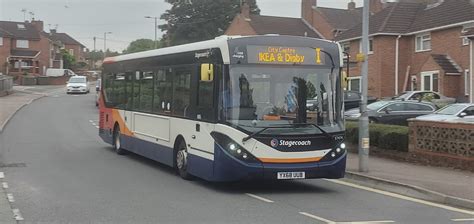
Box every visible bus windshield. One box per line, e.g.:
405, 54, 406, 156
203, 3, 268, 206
222, 65, 343, 135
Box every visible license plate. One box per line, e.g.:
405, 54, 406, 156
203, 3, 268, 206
277, 172, 305, 180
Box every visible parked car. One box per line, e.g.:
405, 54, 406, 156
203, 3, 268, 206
345, 100, 437, 125
306, 91, 377, 111
344, 91, 377, 110
415, 103, 474, 122
67, 76, 90, 94
46, 68, 77, 77
392, 91, 455, 107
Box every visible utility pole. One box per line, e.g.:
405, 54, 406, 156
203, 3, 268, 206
93, 37, 97, 70
145, 16, 158, 49
103, 32, 111, 58
358, 0, 370, 172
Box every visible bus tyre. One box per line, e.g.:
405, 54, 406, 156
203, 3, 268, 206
176, 141, 192, 180
113, 126, 127, 155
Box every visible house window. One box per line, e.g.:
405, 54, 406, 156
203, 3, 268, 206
465, 70, 471, 96
463, 37, 470, 46
348, 76, 361, 92
341, 42, 350, 53
17, 24, 25, 30
0, 37, 3, 46
359, 38, 373, 54
69, 49, 74, 56
16, 40, 29, 48
421, 72, 439, 92
415, 33, 431, 52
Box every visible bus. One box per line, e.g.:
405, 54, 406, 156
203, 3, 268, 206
99, 35, 346, 181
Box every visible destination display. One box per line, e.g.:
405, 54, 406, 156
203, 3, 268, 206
246, 45, 325, 65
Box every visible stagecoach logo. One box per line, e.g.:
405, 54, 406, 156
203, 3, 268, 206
270, 139, 312, 148
270, 139, 279, 147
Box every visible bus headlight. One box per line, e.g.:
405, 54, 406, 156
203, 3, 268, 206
211, 132, 259, 163
340, 143, 346, 149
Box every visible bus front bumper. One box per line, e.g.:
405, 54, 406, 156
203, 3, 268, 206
212, 144, 346, 182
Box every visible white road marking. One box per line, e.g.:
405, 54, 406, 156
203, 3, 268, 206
95, 126, 100, 129
299, 212, 335, 224
6, 193, 14, 202
0, 172, 4, 179
2, 182, 8, 189
327, 179, 474, 215
452, 218, 474, 222
245, 193, 274, 203
337, 221, 395, 224
89, 120, 95, 123
12, 208, 24, 221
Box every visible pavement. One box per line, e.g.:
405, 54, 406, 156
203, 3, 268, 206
346, 152, 474, 209
0, 88, 472, 223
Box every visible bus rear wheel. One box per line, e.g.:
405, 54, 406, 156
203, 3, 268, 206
113, 126, 127, 155
176, 141, 192, 180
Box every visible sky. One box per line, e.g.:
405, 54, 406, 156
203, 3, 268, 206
0, 0, 364, 52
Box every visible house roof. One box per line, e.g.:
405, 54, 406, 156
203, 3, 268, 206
10, 49, 40, 58
316, 7, 363, 31
0, 21, 40, 40
336, 0, 474, 41
432, 54, 462, 74
47, 32, 85, 47
247, 15, 320, 38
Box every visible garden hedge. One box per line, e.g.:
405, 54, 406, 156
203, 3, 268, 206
345, 121, 409, 152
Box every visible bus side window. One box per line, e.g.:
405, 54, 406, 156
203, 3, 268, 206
153, 68, 173, 114
173, 67, 192, 117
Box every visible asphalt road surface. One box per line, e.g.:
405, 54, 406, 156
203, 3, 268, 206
0, 91, 473, 224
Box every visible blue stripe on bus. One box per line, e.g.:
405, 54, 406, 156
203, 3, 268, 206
121, 135, 174, 167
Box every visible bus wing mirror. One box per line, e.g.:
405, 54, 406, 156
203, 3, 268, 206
200, 64, 214, 81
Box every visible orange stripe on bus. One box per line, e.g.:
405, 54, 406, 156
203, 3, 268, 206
258, 157, 322, 163
112, 109, 134, 136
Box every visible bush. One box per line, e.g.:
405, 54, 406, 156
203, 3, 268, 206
345, 121, 409, 152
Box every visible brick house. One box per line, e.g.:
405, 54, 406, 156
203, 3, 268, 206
335, 0, 474, 102
0, 20, 85, 76
225, 3, 320, 38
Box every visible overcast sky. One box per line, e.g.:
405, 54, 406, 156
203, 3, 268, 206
0, 0, 363, 52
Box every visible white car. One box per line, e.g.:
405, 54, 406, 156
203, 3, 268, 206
416, 103, 474, 122
67, 76, 90, 94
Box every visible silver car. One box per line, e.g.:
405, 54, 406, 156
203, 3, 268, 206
416, 103, 474, 122
392, 91, 456, 108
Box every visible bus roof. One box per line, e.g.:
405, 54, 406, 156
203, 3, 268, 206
103, 35, 338, 65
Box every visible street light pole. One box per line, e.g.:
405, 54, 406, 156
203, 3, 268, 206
358, 0, 370, 172
103, 32, 111, 58
145, 16, 158, 48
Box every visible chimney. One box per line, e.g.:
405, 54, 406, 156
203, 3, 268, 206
301, 0, 316, 24
348, 0, 356, 10
370, 0, 385, 14
241, 2, 250, 20
50, 29, 57, 35
31, 20, 44, 32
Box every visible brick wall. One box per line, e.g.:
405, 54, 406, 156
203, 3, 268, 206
408, 120, 474, 171
64, 44, 84, 62
224, 15, 257, 36
310, 10, 334, 40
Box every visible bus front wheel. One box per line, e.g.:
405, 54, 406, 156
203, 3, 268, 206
176, 141, 192, 180
113, 126, 127, 155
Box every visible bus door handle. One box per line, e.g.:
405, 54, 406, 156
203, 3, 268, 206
195, 124, 200, 132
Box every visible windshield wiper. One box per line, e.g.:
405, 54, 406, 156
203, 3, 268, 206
241, 123, 331, 142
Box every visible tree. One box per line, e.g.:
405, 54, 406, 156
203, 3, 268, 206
124, 39, 161, 54
160, 0, 260, 46
62, 49, 76, 69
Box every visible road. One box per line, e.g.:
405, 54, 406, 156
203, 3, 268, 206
0, 90, 473, 224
